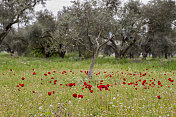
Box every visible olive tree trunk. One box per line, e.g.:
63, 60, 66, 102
88, 32, 114, 79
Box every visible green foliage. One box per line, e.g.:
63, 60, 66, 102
30, 49, 44, 58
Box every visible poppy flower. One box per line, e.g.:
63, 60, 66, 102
69, 83, 75, 87
48, 72, 51, 74
158, 81, 161, 85
10, 69, 12, 71
73, 93, 77, 98
69, 83, 73, 87
33, 91, 35, 93
48, 92, 52, 96
21, 84, 24, 87
33, 72, 36, 75
142, 80, 146, 85
78, 95, 84, 99
157, 95, 161, 99
22, 77, 25, 80
44, 73, 47, 76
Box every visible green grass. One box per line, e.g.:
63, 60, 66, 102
0, 53, 175, 116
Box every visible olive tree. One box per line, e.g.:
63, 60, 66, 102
0, 0, 46, 47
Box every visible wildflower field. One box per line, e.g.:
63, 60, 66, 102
0, 53, 175, 117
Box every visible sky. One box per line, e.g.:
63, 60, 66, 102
35, 0, 149, 16
35, 0, 73, 16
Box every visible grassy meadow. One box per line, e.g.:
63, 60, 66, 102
0, 53, 175, 117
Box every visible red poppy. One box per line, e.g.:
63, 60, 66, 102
78, 95, 84, 99
84, 82, 87, 85
21, 84, 24, 87
48, 92, 52, 96
44, 73, 47, 76
33, 91, 35, 93
33, 72, 36, 75
54, 80, 57, 82
48, 72, 51, 74
157, 95, 161, 99
142, 80, 146, 85
69, 83, 75, 87
73, 93, 77, 98
10, 69, 12, 71
69, 83, 73, 87
22, 77, 25, 80
158, 81, 161, 85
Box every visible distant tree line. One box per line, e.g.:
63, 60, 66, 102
1, 0, 176, 60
